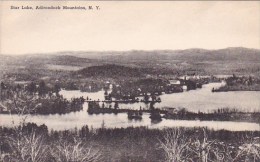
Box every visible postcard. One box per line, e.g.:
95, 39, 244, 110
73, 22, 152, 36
0, 1, 260, 161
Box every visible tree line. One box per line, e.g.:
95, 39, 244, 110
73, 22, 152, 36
1, 123, 260, 162
0, 81, 84, 115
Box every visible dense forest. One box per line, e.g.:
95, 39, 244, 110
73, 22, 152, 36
77, 64, 146, 78
0, 81, 84, 115
0, 123, 260, 162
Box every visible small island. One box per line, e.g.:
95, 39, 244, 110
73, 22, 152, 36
213, 75, 260, 92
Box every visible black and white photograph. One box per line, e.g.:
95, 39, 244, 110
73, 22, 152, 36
0, 1, 260, 161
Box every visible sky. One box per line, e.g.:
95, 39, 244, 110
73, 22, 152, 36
1, 1, 260, 55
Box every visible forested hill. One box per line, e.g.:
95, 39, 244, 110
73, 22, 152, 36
76, 64, 148, 78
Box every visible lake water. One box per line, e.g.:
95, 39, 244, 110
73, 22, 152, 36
0, 82, 260, 131
59, 82, 260, 112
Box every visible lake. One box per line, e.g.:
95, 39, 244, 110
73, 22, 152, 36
59, 82, 260, 112
0, 82, 260, 131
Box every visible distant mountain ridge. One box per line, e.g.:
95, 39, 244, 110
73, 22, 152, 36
1, 47, 260, 65
48, 47, 260, 62
1, 47, 260, 77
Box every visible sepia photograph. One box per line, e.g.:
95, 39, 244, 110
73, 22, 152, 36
0, 1, 260, 161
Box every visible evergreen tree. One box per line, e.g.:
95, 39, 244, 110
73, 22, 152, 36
114, 101, 119, 109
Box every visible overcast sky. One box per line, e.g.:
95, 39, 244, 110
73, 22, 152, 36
1, 1, 260, 55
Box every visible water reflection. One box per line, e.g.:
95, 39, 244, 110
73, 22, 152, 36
0, 112, 259, 131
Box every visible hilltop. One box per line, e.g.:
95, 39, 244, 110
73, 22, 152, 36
76, 64, 146, 78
